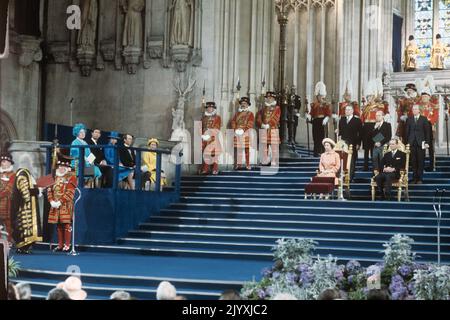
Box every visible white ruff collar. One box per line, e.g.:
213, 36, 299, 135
405, 92, 417, 99
0, 166, 14, 174
56, 169, 69, 177
205, 110, 217, 117
239, 107, 250, 113
265, 101, 277, 108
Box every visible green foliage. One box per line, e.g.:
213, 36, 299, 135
8, 257, 20, 278
382, 234, 415, 270
272, 238, 317, 271
413, 265, 450, 300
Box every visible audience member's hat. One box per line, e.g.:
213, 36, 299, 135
239, 97, 251, 106
108, 131, 120, 140
265, 91, 277, 99
72, 123, 87, 138
421, 87, 432, 96
322, 138, 336, 148
404, 83, 417, 92
0, 153, 14, 165
57, 276, 87, 300
205, 102, 217, 109
147, 138, 159, 146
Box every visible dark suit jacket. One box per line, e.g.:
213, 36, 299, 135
371, 122, 392, 147
406, 115, 431, 147
339, 116, 362, 148
381, 150, 406, 179
119, 145, 136, 168
88, 138, 106, 166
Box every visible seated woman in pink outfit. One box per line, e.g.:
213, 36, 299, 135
317, 138, 341, 185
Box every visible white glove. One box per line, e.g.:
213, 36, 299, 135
141, 165, 149, 173
332, 114, 339, 121
296, 113, 301, 118
322, 117, 330, 126
50, 201, 61, 209
306, 114, 312, 122
262, 124, 270, 130
201, 134, 211, 142
235, 129, 245, 136
38, 188, 44, 198
400, 115, 408, 122
384, 114, 391, 123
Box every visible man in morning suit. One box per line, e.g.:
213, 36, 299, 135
376, 139, 406, 200
371, 111, 392, 171
338, 105, 362, 182
406, 105, 431, 184
88, 129, 113, 188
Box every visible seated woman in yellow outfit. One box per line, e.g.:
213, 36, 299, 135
142, 138, 167, 191
317, 138, 341, 185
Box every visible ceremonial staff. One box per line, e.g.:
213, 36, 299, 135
332, 93, 338, 142
445, 95, 449, 156
69, 183, 82, 256
305, 96, 311, 155
433, 189, 445, 265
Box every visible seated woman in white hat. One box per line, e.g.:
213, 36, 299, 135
317, 138, 341, 185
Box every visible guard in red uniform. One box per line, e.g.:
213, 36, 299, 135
396, 83, 419, 142
307, 82, 332, 156
200, 102, 222, 175
231, 97, 255, 170
47, 158, 78, 253
337, 81, 361, 118
0, 153, 15, 242
257, 92, 281, 166
361, 79, 390, 171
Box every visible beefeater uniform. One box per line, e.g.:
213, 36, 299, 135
257, 92, 281, 165
231, 97, 255, 169
200, 102, 222, 175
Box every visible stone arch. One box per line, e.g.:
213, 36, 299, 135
0, 109, 18, 151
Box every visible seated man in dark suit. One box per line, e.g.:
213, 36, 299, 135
375, 139, 406, 201
119, 133, 136, 190
88, 129, 113, 188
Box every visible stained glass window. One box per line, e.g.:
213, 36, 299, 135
415, 0, 435, 69
438, 0, 450, 48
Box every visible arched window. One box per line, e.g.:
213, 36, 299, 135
414, 0, 450, 69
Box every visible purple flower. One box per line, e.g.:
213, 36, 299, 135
389, 275, 408, 300
285, 272, 298, 284
398, 265, 412, 278
297, 263, 310, 273
272, 272, 281, 279
265, 287, 274, 297
347, 275, 354, 285
335, 268, 344, 282
346, 260, 362, 274
257, 289, 266, 299
300, 271, 314, 286
261, 268, 272, 278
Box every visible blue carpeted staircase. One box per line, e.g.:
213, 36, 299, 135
11, 145, 450, 300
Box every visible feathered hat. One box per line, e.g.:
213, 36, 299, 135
315, 82, 327, 97
422, 75, 436, 95
375, 78, 384, 98
344, 80, 353, 98
364, 79, 375, 97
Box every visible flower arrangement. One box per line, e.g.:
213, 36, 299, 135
240, 234, 449, 300
8, 257, 20, 278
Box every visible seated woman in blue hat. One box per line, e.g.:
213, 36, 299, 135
104, 131, 134, 187
70, 123, 102, 181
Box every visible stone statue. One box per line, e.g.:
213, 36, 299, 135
172, 77, 196, 131
122, 0, 145, 49
170, 0, 193, 47
77, 0, 98, 51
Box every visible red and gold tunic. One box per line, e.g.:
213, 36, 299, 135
231, 110, 255, 148
47, 173, 78, 224
420, 100, 440, 128
257, 105, 281, 145
397, 96, 419, 120
338, 101, 361, 117
310, 102, 332, 119
361, 101, 389, 123
201, 113, 222, 156
0, 171, 15, 240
